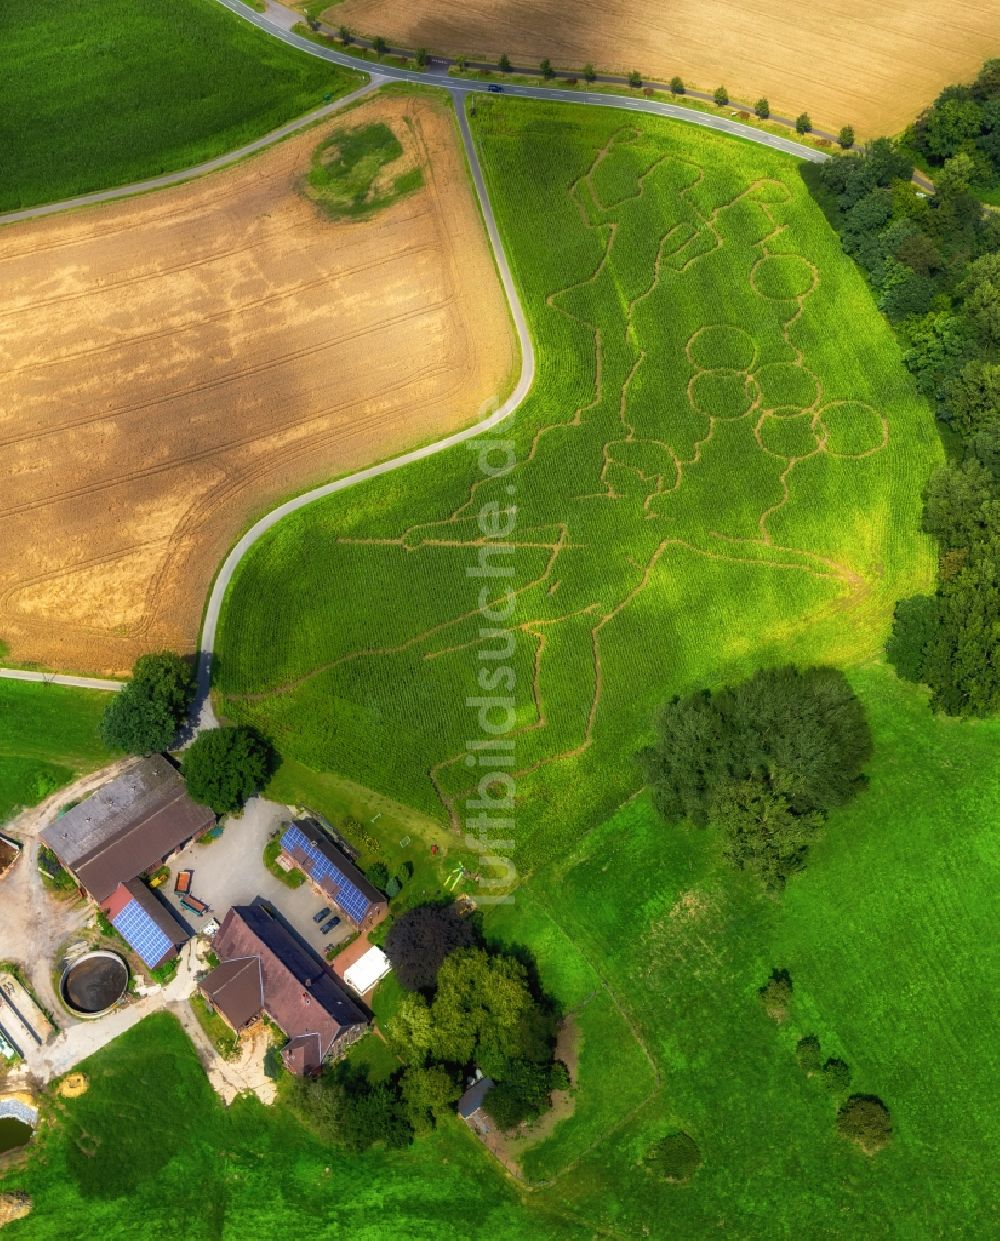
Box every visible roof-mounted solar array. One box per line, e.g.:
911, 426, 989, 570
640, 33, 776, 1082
281, 825, 372, 923
112, 898, 173, 968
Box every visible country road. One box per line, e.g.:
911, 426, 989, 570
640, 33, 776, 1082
216, 0, 829, 164
1, 0, 828, 708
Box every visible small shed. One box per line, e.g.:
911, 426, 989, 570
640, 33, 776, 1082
458, 1076, 495, 1132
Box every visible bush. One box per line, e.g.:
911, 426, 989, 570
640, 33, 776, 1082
415, 47, 428, 68
755, 97, 770, 119
836, 1095, 892, 1154
181, 725, 276, 814
796, 112, 812, 134
100, 652, 194, 754
540, 58, 554, 79
372, 35, 387, 56
583, 63, 596, 83
758, 969, 792, 1022
670, 76, 684, 94
822, 1058, 852, 1093
367, 861, 391, 889
839, 125, 855, 148
338, 25, 351, 44
645, 1131, 702, 1183
628, 70, 642, 88
713, 86, 729, 107
796, 1035, 822, 1073
499, 52, 512, 72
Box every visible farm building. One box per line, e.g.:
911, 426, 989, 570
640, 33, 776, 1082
102, 880, 190, 970
39, 755, 215, 903
278, 820, 387, 931
199, 902, 369, 1075
458, 1076, 495, 1133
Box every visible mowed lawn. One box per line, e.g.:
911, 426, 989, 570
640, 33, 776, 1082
0, 680, 113, 824
0, 1012, 583, 1240
216, 98, 940, 871
489, 668, 999, 1233
0, 0, 361, 211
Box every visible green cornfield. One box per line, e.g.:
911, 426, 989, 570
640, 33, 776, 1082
0, 0, 361, 211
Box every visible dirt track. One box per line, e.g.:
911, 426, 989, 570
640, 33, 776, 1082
0, 91, 514, 675
326, 0, 1000, 137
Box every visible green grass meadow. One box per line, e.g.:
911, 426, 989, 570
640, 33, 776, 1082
0, 0, 361, 212
485, 668, 999, 1234
0, 680, 113, 824
216, 98, 940, 872
0, 1013, 581, 1241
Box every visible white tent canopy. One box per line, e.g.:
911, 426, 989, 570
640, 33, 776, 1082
343, 945, 391, 995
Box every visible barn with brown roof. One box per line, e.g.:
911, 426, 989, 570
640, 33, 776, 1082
199, 902, 368, 1075
40, 755, 215, 903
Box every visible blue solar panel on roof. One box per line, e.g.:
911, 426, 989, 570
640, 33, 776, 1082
280, 825, 371, 922
112, 899, 172, 969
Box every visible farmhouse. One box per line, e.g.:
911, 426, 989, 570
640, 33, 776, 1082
40, 755, 215, 904
102, 880, 190, 970
278, 820, 387, 931
199, 903, 369, 1075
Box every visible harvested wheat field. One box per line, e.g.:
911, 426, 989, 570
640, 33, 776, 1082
328, 0, 1000, 136
0, 90, 514, 675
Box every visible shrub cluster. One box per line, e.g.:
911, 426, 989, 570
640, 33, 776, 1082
645, 1131, 702, 1182
759, 969, 793, 1022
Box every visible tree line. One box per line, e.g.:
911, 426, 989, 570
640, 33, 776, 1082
811, 58, 1000, 716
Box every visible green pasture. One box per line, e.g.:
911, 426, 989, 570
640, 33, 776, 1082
483, 667, 999, 1232
0, 680, 112, 824
0, 1012, 581, 1240
0, 0, 361, 212
216, 98, 939, 870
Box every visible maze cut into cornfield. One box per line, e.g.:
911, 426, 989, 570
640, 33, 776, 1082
216, 98, 940, 869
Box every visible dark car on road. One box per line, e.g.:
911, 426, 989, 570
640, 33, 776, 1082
321, 914, 341, 935
488, 84, 503, 94
313, 907, 331, 924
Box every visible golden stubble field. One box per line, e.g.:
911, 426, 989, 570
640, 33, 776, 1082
0, 91, 514, 675
327, 0, 1000, 136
